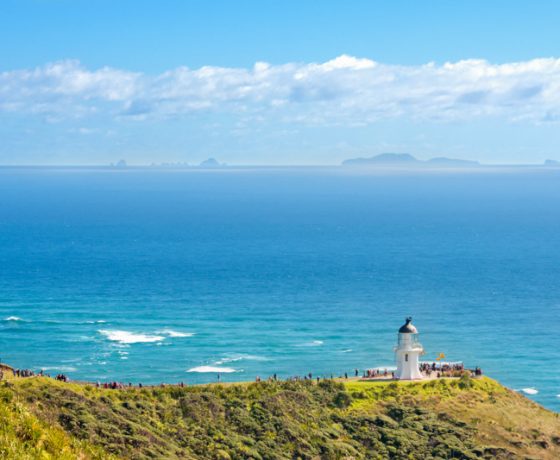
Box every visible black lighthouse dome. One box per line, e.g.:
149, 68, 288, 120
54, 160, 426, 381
398, 317, 418, 333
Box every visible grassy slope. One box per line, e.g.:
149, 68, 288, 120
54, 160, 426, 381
0, 371, 559, 459
0, 384, 112, 459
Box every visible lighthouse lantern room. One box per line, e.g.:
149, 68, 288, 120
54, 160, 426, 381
394, 317, 424, 380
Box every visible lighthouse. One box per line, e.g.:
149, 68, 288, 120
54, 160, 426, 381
394, 317, 424, 380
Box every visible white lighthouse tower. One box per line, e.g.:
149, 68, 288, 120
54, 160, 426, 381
394, 317, 424, 380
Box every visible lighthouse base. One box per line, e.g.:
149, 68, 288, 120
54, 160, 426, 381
395, 351, 424, 380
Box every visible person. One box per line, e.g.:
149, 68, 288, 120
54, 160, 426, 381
355, 368, 359, 377
344, 372, 348, 379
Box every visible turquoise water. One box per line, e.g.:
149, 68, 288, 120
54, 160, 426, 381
0, 167, 559, 411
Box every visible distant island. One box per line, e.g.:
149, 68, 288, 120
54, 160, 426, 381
342, 153, 480, 167
198, 158, 226, 168
11, 155, 558, 170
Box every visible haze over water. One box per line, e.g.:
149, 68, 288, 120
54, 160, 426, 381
0, 167, 558, 411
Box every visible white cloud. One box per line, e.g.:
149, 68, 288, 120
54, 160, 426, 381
1, 56, 559, 124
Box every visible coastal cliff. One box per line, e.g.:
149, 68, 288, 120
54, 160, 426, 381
0, 369, 559, 459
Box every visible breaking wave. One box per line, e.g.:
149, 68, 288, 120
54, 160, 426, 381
214, 354, 268, 365
521, 388, 538, 395
40, 366, 77, 372
187, 366, 237, 373
98, 330, 165, 344
156, 329, 195, 338
4, 316, 23, 322
297, 340, 324, 347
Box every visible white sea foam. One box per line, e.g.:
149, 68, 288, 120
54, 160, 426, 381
157, 329, 195, 338
4, 316, 23, 322
187, 366, 237, 373
341, 349, 353, 353
214, 354, 269, 365
243, 354, 269, 361
86, 320, 107, 324
214, 357, 243, 365
40, 366, 77, 372
99, 330, 165, 344
521, 388, 538, 395
372, 365, 398, 371
73, 336, 94, 343
297, 340, 324, 347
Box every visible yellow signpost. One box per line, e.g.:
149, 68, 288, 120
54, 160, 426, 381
436, 353, 445, 368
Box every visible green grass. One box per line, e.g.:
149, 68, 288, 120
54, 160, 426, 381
0, 381, 113, 459
0, 373, 558, 459
344, 374, 506, 407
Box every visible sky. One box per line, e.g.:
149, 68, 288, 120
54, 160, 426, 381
1, 0, 560, 165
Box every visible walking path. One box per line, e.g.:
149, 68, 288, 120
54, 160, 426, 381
0, 362, 483, 390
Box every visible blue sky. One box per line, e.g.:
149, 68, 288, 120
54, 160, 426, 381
1, 0, 560, 165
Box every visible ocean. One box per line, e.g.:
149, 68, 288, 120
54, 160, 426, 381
0, 167, 558, 411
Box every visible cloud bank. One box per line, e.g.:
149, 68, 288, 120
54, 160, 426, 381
1, 55, 559, 124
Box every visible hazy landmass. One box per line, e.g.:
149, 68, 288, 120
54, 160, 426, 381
198, 158, 226, 168
342, 153, 480, 167
2, 154, 559, 170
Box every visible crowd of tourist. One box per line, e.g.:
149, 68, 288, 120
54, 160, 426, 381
363, 368, 395, 379
98, 381, 127, 389
9, 368, 71, 380
13, 368, 36, 378
3, 363, 483, 389
420, 362, 465, 374
418, 362, 484, 378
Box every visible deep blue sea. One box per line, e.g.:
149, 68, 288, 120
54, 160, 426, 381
0, 167, 559, 411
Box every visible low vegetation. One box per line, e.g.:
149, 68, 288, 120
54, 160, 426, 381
0, 367, 559, 459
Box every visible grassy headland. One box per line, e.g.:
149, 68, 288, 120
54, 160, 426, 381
0, 367, 559, 459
